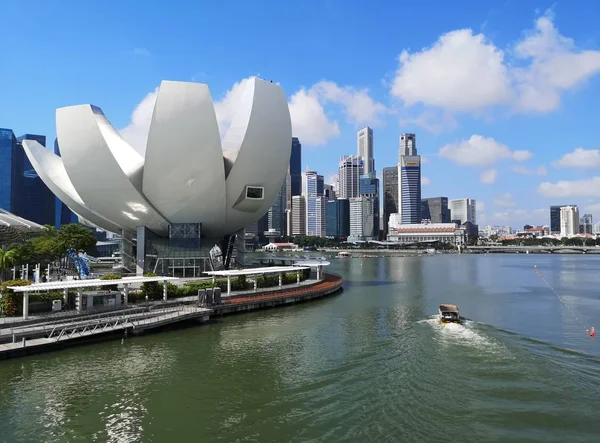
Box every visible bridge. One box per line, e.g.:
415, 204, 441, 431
468, 245, 600, 254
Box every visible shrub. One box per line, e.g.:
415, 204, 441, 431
141, 272, 162, 300
0, 279, 31, 316
99, 273, 121, 291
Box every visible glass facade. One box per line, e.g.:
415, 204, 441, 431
15, 134, 55, 226
399, 156, 421, 224
290, 137, 302, 197
268, 179, 287, 235
0, 128, 16, 212
326, 199, 350, 238
421, 197, 450, 223
382, 166, 398, 237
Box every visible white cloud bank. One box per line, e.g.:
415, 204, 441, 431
552, 148, 600, 169
439, 135, 532, 167
391, 10, 600, 116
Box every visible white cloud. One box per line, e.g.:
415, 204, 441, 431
391, 29, 513, 111
288, 87, 340, 146
512, 165, 547, 175
312, 81, 388, 126
421, 176, 431, 186
390, 10, 600, 115
490, 208, 546, 225
493, 193, 515, 207
119, 76, 386, 151
439, 135, 532, 167
119, 87, 158, 154
584, 202, 600, 214
480, 168, 497, 184
537, 177, 600, 198
552, 148, 600, 169
398, 109, 458, 135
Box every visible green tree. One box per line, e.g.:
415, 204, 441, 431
57, 224, 97, 252
0, 248, 19, 282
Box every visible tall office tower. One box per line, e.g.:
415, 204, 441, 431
324, 184, 336, 200
421, 197, 451, 223
580, 213, 593, 234
560, 205, 579, 237
594, 221, 600, 234
53, 139, 79, 227
359, 175, 380, 239
448, 198, 477, 225
326, 199, 350, 238
0, 128, 17, 212
268, 179, 287, 236
357, 127, 374, 175
337, 155, 364, 199
382, 166, 398, 237
398, 133, 421, 224
291, 195, 306, 235
289, 137, 302, 198
349, 196, 378, 240
302, 170, 326, 237
550, 205, 575, 234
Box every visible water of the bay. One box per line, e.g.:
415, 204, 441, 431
1, 253, 600, 443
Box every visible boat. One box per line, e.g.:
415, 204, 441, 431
438, 304, 461, 324
337, 251, 351, 258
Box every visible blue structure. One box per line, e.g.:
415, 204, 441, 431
326, 199, 350, 238
53, 138, 79, 228
67, 248, 92, 278
0, 128, 17, 212
399, 157, 422, 224
359, 175, 380, 239
0, 129, 55, 226
289, 137, 302, 197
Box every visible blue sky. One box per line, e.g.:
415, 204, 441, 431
2, 0, 600, 228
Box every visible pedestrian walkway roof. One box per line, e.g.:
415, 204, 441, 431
205, 266, 311, 277
0, 209, 47, 230
7, 276, 179, 293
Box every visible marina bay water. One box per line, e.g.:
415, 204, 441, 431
1, 253, 600, 442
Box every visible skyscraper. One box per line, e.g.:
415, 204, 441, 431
291, 195, 306, 235
580, 213, 593, 234
421, 197, 451, 223
337, 155, 364, 199
302, 170, 326, 237
398, 133, 421, 224
0, 128, 17, 212
449, 198, 476, 225
550, 205, 576, 234
268, 179, 287, 236
560, 206, 579, 237
382, 166, 398, 237
326, 199, 350, 238
357, 127, 374, 175
359, 175, 380, 239
289, 137, 302, 198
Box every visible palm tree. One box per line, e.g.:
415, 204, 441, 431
0, 248, 19, 282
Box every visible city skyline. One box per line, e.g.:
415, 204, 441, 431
2, 1, 600, 228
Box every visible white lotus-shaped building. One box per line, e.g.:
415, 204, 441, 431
21, 77, 292, 273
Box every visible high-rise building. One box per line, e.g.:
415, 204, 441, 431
326, 199, 350, 238
324, 184, 336, 200
291, 195, 306, 235
560, 205, 579, 237
357, 127, 374, 175
579, 213, 593, 234
550, 205, 576, 234
593, 221, 600, 234
0, 128, 17, 213
349, 196, 378, 240
449, 198, 476, 225
382, 166, 398, 238
268, 179, 287, 236
398, 137, 421, 224
337, 155, 364, 199
289, 137, 302, 199
421, 197, 451, 223
302, 170, 326, 237
53, 139, 79, 227
399, 133, 417, 157
359, 175, 380, 239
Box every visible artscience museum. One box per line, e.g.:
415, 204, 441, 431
22, 77, 292, 276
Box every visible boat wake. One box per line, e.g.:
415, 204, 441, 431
417, 316, 512, 358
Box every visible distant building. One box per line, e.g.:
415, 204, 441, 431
387, 221, 466, 246
560, 205, 579, 237
324, 183, 336, 200
398, 134, 421, 224
357, 127, 374, 175
449, 198, 476, 225
579, 213, 593, 234
337, 155, 364, 199
291, 195, 306, 235
302, 170, 325, 237
268, 179, 287, 236
289, 137, 302, 199
382, 166, 398, 238
326, 199, 350, 238
550, 205, 575, 234
421, 197, 450, 224
349, 196, 378, 241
